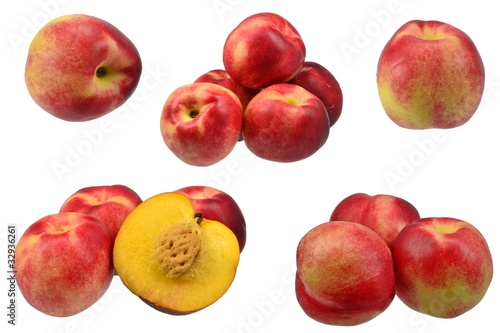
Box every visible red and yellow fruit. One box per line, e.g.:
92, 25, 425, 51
223, 12, 306, 89
377, 20, 485, 129
194, 69, 259, 110
242, 83, 330, 162
15, 213, 114, 317
59, 184, 142, 243
391, 217, 494, 318
160, 82, 243, 166
25, 14, 142, 122
330, 193, 420, 246
295, 221, 395, 326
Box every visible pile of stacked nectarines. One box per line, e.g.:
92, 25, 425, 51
160, 12, 343, 166
295, 193, 493, 326
14, 185, 246, 317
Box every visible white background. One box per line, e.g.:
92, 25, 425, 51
2, 0, 499, 332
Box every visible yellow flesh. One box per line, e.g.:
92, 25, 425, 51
113, 192, 240, 313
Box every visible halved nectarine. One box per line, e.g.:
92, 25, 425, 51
113, 192, 240, 314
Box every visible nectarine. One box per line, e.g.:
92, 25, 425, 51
391, 217, 493, 318
296, 221, 395, 326
242, 83, 330, 162
25, 14, 142, 121
160, 83, 243, 166
113, 192, 240, 314
223, 12, 306, 89
15, 212, 114, 317
377, 20, 485, 129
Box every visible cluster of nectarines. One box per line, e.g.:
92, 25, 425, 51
295, 193, 493, 326
15, 185, 142, 317
160, 12, 343, 166
15, 184, 246, 317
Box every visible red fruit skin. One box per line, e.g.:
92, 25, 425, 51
25, 14, 142, 121
377, 20, 484, 129
14, 212, 114, 317
60, 184, 142, 241
289, 61, 343, 127
223, 12, 306, 89
160, 82, 243, 166
242, 83, 330, 163
330, 193, 420, 246
194, 69, 259, 110
391, 217, 494, 318
174, 185, 246, 252
296, 221, 395, 326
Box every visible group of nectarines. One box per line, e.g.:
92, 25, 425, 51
296, 193, 493, 326
17, 5, 493, 330
15, 185, 246, 317
15, 185, 142, 317
160, 12, 343, 166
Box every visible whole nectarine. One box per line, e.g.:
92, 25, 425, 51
15, 213, 114, 317
223, 12, 306, 89
296, 221, 395, 326
392, 217, 493, 318
25, 14, 142, 121
377, 20, 485, 129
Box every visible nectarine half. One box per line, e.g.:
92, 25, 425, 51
113, 192, 240, 314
